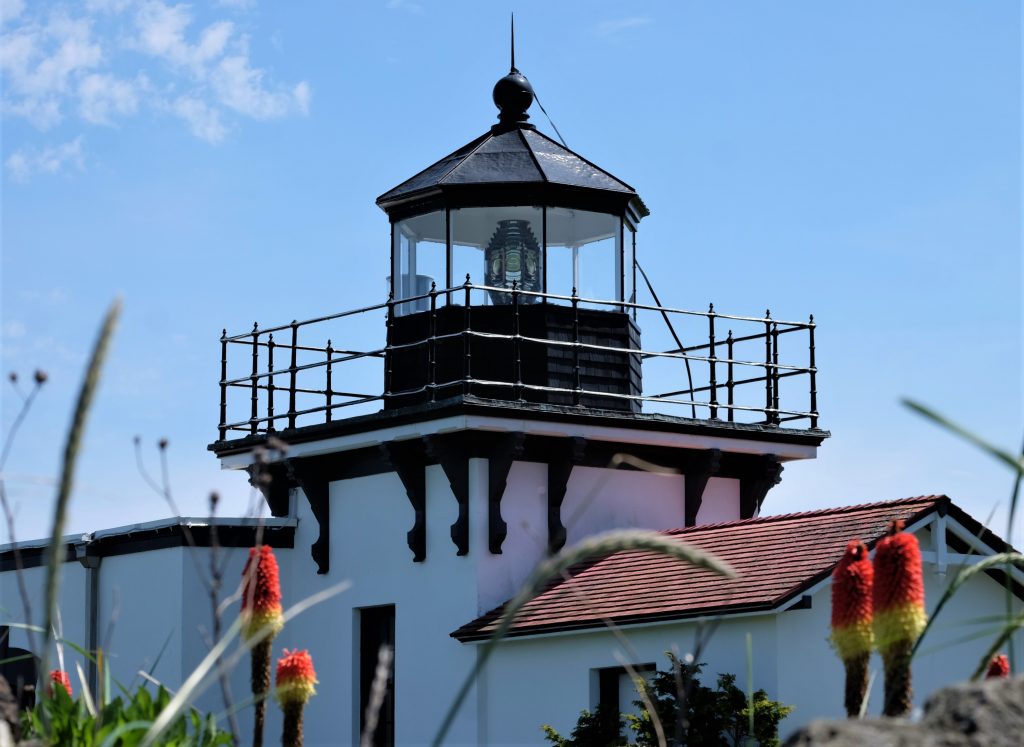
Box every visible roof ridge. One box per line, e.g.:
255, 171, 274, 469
663, 495, 947, 536
522, 128, 636, 192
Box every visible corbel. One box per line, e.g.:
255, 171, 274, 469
547, 436, 587, 553
739, 454, 783, 519
488, 432, 525, 554
286, 458, 331, 574
249, 461, 292, 518
381, 439, 427, 562
425, 433, 470, 556
684, 449, 722, 527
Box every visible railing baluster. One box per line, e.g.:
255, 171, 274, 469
385, 293, 394, 400
572, 287, 581, 406
772, 322, 780, 424
325, 338, 333, 423
287, 320, 298, 430
512, 280, 522, 401
219, 329, 228, 440
250, 322, 259, 435
428, 281, 437, 402
267, 333, 275, 432
726, 330, 734, 423
808, 315, 818, 429
764, 309, 773, 425
463, 275, 472, 396
708, 303, 718, 420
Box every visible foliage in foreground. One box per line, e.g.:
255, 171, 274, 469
21, 682, 233, 747
543, 657, 793, 747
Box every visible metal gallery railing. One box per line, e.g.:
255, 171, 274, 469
216, 281, 819, 440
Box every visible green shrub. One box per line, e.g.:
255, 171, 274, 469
543, 655, 793, 747
21, 682, 233, 746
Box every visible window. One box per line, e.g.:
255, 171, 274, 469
359, 605, 395, 747
595, 663, 656, 719
392, 212, 446, 315
546, 208, 619, 308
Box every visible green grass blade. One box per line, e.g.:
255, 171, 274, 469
41, 299, 121, 684
901, 399, 1023, 474
911, 552, 1024, 659
969, 613, 1024, 681
99, 719, 153, 747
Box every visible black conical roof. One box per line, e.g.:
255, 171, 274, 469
376, 126, 647, 217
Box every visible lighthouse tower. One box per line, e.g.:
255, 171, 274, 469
210, 57, 825, 746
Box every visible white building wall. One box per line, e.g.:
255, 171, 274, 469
0, 560, 87, 669
479, 616, 780, 747
695, 477, 741, 524
475, 460, 548, 614
98, 548, 184, 690
562, 467, 685, 546
280, 466, 482, 747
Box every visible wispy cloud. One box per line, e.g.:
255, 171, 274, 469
1, 0, 311, 158
5, 137, 85, 181
595, 16, 651, 38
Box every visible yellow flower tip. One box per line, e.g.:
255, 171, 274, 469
873, 604, 928, 654
830, 620, 874, 660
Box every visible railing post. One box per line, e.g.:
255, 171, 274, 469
512, 280, 522, 401
764, 309, 773, 425
463, 275, 472, 396
385, 293, 394, 399
287, 320, 298, 430
249, 322, 259, 435
772, 322, 780, 424
726, 330, 735, 423
325, 338, 334, 423
708, 303, 718, 420
429, 281, 437, 402
219, 329, 228, 440
808, 315, 817, 429
572, 287, 581, 406
266, 333, 275, 432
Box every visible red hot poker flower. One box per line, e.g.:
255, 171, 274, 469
241, 545, 284, 641
49, 669, 72, 697
830, 539, 874, 660
872, 519, 927, 653
276, 649, 318, 706
873, 519, 927, 718
985, 654, 1010, 679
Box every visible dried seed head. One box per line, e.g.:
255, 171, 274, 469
8, 372, 17, 383
209, 491, 220, 509
158, 437, 169, 450
33, 369, 48, 385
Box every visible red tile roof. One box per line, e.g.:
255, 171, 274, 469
453, 495, 981, 642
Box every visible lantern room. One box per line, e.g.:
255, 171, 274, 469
376, 64, 648, 411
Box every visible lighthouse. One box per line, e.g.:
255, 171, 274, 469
209, 54, 825, 745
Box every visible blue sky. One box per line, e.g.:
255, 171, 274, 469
1, 1, 1021, 545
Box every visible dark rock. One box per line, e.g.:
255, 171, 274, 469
783, 676, 1024, 747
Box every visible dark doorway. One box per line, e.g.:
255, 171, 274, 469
359, 605, 395, 747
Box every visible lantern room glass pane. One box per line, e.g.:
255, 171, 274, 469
450, 206, 543, 305
623, 221, 635, 314
392, 211, 446, 316
546, 208, 620, 309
